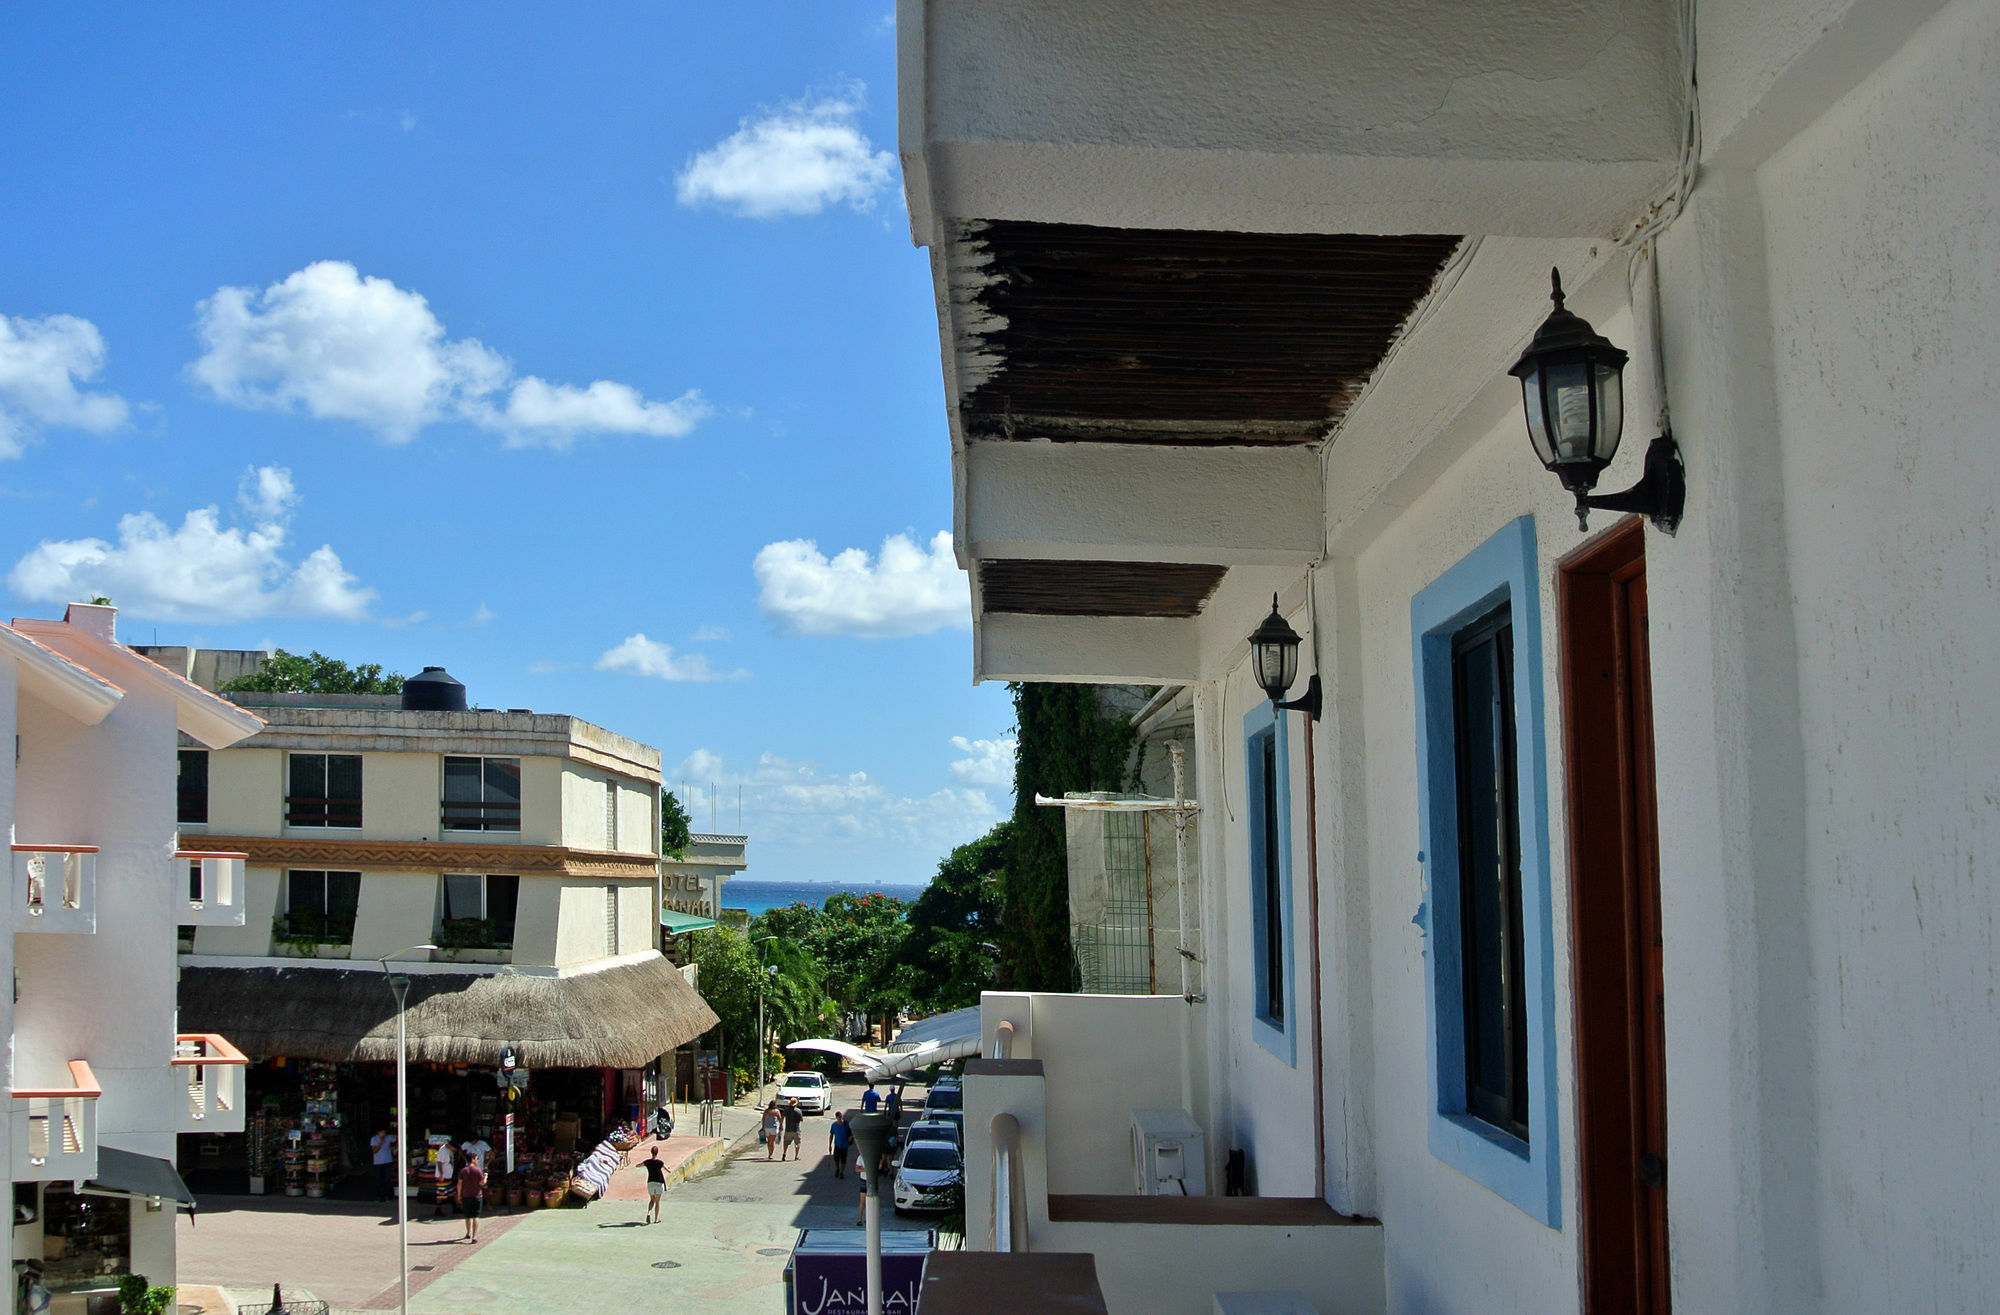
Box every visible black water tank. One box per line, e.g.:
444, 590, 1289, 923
401, 666, 467, 712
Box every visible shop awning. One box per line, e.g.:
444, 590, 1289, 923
177, 953, 718, 1070
659, 909, 717, 934
89, 1147, 195, 1205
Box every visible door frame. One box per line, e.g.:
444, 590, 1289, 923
1558, 517, 1670, 1314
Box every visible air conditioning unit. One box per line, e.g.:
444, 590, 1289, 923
1131, 1108, 1207, 1196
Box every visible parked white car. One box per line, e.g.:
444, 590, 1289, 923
893, 1138, 962, 1213
906, 1118, 960, 1149
777, 1071, 831, 1114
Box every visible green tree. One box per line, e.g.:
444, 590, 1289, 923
219, 649, 405, 694
660, 789, 693, 859
1001, 684, 1135, 991
691, 925, 833, 1088
900, 823, 1007, 1012
803, 892, 912, 1031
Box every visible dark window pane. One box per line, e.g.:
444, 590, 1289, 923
290, 754, 325, 802
326, 871, 360, 940
487, 874, 519, 941
444, 873, 482, 922
177, 750, 208, 825
1260, 732, 1284, 1024
485, 758, 522, 805
288, 870, 327, 919
1453, 608, 1527, 1139
443, 757, 481, 802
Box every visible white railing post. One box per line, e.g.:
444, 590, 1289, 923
176, 852, 246, 927
10, 1061, 101, 1182
991, 1112, 1024, 1253
174, 1034, 248, 1133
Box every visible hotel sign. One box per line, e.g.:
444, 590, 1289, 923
663, 871, 716, 919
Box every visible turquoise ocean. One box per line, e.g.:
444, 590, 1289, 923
723, 879, 927, 917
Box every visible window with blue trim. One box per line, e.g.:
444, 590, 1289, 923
1244, 702, 1295, 1065
1412, 516, 1561, 1227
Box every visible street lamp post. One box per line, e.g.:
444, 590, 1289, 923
754, 935, 778, 1097
847, 1111, 894, 1315
378, 945, 437, 1315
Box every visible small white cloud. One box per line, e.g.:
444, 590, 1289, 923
238, 465, 297, 521
676, 93, 895, 219
950, 736, 1018, 789
526, 660, 572, 675
189, 260, 706, 447
381, 610, 429, 629
692, 624, 730, 642
754, 530, 969, 638
488, 376, 711, 450
0, 312, 130, 457
596, 633, 746, 683
471, 602, 497, 625
399, 111, 418, 133
7, 467, 375, 624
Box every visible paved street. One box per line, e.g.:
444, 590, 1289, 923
179, 1078, 946, 1313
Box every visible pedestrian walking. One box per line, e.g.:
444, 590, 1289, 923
781, 1098, 804, 1161
460, 1133, 491, 1170
761, 1102, 782, 1160
642, 1145, 668, 1224
369, 1126, 397, 1202
860, 1082, 880, 1113
828, 1110, 852, 1179
885, 1085, 902, 1123
651, 1104, 674, 1140
456, 1157, 487, 1242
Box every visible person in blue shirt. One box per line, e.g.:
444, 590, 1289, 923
860, 1082, 880, 1112
828, 1110, 852, 1179
885, 1086, 902, 1122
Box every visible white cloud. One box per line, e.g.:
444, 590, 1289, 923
950, 736, 1018, 789
596, 633, 746, 682
676, 94, 895, 219
669, 749, 999, 853
6, 465, 376, 623
380, 610, 429, 629
692, 624, 730, 642
471, 602, 497, 625
189, 260, 709, 447
238, 465, 297, 521
0, 313, 130, 457
753, 530, 969, 638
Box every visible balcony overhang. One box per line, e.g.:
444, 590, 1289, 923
900, 0, 1683, 242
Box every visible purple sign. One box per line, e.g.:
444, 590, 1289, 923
790, 1230, 932, 1315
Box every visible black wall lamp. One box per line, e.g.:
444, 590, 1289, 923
1249, 596, 1321, 719
1510, 269, 1684, 534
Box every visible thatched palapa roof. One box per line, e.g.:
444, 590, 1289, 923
178, 955, 718, 1069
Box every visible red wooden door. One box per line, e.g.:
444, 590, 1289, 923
1559, 518, 1671, 1314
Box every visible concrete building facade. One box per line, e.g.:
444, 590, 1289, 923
902, 1, 2000, 1310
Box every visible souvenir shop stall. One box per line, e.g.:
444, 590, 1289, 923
180, 1056, 635, 1199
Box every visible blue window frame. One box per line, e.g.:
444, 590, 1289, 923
1411, 516, 1561, 1227
1244, 701, 1295, 1066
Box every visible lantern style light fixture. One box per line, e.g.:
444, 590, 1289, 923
1248, 595, 1320, 719
1510, 269, 1685, 534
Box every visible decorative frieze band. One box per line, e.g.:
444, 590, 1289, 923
194, 834, 659, 880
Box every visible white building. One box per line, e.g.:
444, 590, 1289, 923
900, 1, 2000, 1311
2, 605, 261, 1308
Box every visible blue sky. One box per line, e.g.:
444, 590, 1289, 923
0, 4, 1016, 886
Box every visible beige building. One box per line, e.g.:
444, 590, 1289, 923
140, 654, 714, 1191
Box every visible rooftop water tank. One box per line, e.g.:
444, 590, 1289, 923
401, 666, 467, 712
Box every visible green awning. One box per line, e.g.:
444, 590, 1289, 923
660, 909, 717, 934
88, 1146, 195, 1205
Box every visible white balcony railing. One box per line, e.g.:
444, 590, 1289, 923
11, 1060, 100, 1182
11, 844, 98, 934
177, 850, 247, 927
174, 1033, 248, 1133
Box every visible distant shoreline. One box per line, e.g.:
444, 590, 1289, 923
724, 878, 928, 917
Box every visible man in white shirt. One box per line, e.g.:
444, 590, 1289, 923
461, 1136, 491, 1170
370, 1128, 397, 1202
